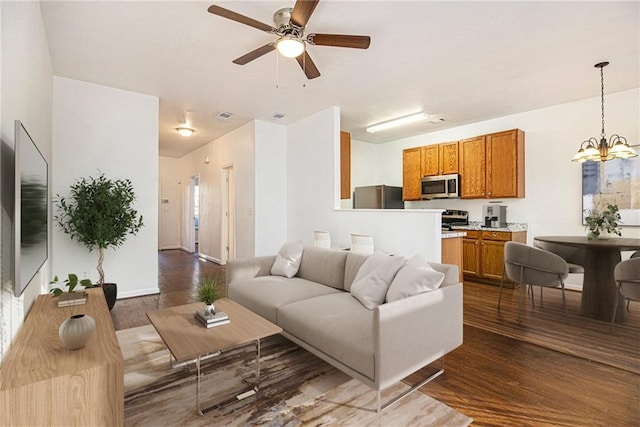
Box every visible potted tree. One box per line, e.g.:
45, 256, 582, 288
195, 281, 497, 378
55, 173, 144, 310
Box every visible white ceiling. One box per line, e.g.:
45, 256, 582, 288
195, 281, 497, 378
40, 1, 640, 158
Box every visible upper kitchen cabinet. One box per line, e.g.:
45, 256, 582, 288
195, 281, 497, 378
460, 136, 487, 198
439, 141, 459, 175
486, 129, 525, 198
421, 145, 440, 176
402, 147, 422, 201
460, 129, 525, 199
421, 141, 459, 176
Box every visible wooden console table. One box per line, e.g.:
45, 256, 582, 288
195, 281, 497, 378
0, 288, 124, 426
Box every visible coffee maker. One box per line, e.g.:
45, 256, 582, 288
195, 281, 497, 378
482, 204, 507, 228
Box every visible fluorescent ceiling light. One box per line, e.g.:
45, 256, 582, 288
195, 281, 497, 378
366, 112, 433, 133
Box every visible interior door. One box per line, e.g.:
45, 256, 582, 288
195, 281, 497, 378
221, 165, 235, 264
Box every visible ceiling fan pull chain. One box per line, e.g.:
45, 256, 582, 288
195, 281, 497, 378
276, 50, 280, 88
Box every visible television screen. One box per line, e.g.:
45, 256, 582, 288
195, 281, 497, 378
14, 120, 48, 297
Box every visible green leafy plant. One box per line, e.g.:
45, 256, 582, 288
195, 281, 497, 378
54, 173, 144, 284
49, 273, 95, 297
194, 275, 223, 305
584, 203, 622, 240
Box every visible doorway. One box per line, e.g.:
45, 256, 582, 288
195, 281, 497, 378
221, 165, 235, 264
189, 175, 199, 255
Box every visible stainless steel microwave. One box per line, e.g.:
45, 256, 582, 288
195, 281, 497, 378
421, 174, 460, 199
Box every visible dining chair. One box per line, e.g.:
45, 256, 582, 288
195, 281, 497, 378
498, 241, 569, 320
610, 257, 640, 333
350, 233, 374, 255
533, 239, 585, 304
312, 230, 331, 249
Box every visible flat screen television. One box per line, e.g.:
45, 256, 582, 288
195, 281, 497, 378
14, 120, 48, 297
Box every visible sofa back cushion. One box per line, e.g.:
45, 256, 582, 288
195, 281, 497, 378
344, 252, 370, 291
297, 247, 349, 289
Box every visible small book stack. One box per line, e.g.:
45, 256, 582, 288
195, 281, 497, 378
58, 291, 87, 308
194, 309, 230, 328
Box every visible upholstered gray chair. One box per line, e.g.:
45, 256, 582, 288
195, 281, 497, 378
498, 241, 570, 320
610, 257, 640, 333
533, 239, 585, 305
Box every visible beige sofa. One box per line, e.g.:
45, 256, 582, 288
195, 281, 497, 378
226, 247, 463, 411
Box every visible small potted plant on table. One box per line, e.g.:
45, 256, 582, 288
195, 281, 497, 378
584, 203, 622, 240
194, 275, 223, 315
50, 273, 97, 350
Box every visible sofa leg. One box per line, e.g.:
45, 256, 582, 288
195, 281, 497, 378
376, 357, 444, 413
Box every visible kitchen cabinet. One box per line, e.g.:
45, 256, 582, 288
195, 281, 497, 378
421, 141, 459, 177
421, 145, 440, 176
340, 131, 351, 200
402, 147, 422, 201
486, 129, 525, 198
439, 141, 459, 175
460, 136, 486, 198
460, 129, 525, 199
462, 229, 527, 286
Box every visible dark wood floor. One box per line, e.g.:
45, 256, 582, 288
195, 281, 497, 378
112, 249, 640, 426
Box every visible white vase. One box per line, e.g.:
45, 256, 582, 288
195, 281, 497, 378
204, 303, 215, 315
59, 314, 96, 350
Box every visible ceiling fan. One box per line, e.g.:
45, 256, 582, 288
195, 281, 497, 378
207, 0, 371, 79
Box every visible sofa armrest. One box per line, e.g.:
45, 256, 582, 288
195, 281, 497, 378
226, 256, 276, 287
373, 282, 463, 389
427, 262, 459, 287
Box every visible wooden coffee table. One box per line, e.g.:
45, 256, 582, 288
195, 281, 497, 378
146, 298, 282, 415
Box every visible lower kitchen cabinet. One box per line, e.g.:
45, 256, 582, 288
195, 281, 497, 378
462, 229, 527, 286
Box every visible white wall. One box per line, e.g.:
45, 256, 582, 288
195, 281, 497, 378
354, 88, 640, 241
52, 77, 159, 298
254, 120, 287, 256
158, 156, 182, 250
287, 107, 442, 260
0, 1, 53, 361
178, 121, 256, 262
0, 2, 53, 359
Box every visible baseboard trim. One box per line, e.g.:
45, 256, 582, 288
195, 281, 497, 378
159, 245, 181, 251
118, 287, 160, 299
199, 253, 222, 265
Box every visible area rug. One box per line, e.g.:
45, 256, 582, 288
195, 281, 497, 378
118, 325, 472, 426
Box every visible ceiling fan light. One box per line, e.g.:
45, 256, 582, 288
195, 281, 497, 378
176, 126, 195, 137
277, 36, 305, 58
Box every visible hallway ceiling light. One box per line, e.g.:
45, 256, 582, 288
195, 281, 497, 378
366, 112, 440, 133
572, 62, 637, 163
176, 124, 195, 137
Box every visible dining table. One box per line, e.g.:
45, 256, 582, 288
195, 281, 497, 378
534, 236, 640, 323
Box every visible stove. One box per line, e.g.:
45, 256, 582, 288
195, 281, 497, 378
442, 210, 469, 230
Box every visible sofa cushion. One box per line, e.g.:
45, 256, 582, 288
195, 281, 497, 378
228, 276, 341, 324
344, 252, 370, 291
386, 254, 445, 302
271, 241, 304, 278
296, 247, 349, 290
277, 293, 375, 380
350, 254, 406, 309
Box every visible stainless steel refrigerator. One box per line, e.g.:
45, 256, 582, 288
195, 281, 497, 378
353, 185, 404, 209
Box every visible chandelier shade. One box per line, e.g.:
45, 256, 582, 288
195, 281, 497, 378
572, 62, 637, 163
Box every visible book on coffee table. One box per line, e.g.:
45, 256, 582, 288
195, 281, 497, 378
195, 309, 228, 323
194, 313, 230, 328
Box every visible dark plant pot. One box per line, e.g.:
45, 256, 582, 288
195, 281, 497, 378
101, 283, 117, 311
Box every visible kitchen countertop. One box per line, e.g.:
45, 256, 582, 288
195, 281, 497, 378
451, 221, 528, 232
442, 231, 467, 238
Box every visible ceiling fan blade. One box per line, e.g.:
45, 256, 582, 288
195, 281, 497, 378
307, 33, 371, 49
290, 0, 320, 28
207, 5, 276, 33
233, 43, 276, 65
296, 51, 321, 79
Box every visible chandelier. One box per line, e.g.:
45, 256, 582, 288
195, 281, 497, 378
572, 62, 637, 163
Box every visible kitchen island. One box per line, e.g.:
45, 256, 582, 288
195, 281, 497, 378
442, 231, 466, 282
